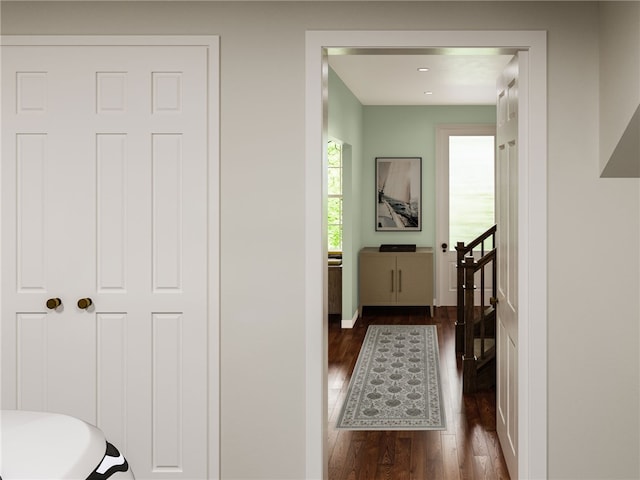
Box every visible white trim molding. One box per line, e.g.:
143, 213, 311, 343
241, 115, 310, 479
341, 310, 359, 329
305, 30, 547, 480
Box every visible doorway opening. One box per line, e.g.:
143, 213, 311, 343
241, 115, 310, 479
436, 124, 497, 307
305, 30, 547, 480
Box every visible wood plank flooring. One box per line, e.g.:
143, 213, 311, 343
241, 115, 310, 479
328, 306, 510, 480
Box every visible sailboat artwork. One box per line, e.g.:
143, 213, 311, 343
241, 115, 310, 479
375, 157, 422, 231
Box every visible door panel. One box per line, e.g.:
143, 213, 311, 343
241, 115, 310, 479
359, 254, 396, 305
496, 54, 519, 478
396, 255, 428, 303
2, 42, 211, 479
435, 126, 496, 306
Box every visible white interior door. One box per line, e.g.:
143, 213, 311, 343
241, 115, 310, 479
435, 125, 496, 306
2, 39, 216, 479
496, 53, 520, 478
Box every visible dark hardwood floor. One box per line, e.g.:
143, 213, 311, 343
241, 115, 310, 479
328, 306, 510, 480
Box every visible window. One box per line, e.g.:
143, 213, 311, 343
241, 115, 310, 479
449, 135, 495, 245
327, 140, 343, 252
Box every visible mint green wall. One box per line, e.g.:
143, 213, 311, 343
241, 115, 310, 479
328, 68, 363, 321
361, 106, 497, 248
328, 74, 497, 318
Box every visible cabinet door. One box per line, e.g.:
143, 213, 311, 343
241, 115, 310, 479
396, 254, 431, 304
359, 254, 396, 305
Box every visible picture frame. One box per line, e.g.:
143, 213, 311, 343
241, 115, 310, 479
375, 156, 422, 231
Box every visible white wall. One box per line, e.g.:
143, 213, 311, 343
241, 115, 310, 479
546, 4, 640, 477
2, 2, 639, 479
599, 2, 640, 176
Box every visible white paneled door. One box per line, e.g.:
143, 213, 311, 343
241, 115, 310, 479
2, 38, 218, 479
495, 53, 521, 478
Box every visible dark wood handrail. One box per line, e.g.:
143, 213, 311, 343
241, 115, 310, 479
474, 248, 496, 270
456, 224, 496, 257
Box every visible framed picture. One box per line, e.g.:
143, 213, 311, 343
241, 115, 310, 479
375, 156, 422, 231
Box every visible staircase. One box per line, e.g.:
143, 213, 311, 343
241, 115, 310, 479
455, 225, 497, 394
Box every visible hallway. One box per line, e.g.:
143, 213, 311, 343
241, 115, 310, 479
328, 306, 510, 479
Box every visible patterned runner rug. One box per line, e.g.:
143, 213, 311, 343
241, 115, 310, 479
337, 325, 446, 430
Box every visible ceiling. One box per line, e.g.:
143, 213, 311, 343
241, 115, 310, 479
328, 53, 514, 106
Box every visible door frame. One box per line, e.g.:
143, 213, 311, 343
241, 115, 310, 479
0, 35, 221, 480
435, 123, 497, 307
305, 30, 547, 480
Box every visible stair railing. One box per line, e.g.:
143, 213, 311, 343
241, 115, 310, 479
462, 250, 497, 393
455, 225, 497, 353
454, 225, 497, 393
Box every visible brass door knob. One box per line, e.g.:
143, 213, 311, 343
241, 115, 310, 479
77, 298, 93, 310
46, 298, 62, 309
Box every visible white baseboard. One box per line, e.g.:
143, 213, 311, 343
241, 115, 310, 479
341, 310, 359, 329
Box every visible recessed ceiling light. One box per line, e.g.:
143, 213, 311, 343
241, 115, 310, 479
424, 91, 433, 95
417, 67, 430, 72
